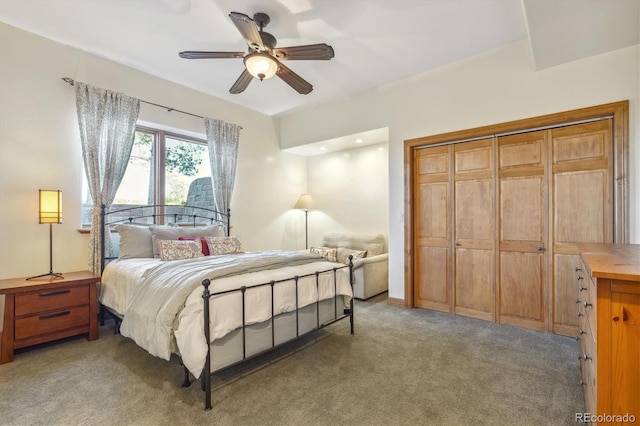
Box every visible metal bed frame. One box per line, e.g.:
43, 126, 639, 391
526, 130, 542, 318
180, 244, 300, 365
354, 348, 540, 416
99, 204, 354, 410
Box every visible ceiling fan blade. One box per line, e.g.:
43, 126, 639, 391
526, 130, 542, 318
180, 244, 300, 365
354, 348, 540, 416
229, 12, 264, 52
229, 69, 253, 94
179, 51, 245, 59
273, 43, 334, 61
276, 62, 313, 95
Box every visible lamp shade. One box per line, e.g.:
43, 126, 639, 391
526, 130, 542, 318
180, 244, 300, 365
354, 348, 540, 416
244, 52, 279, 81
293, 194, 314, 211
39, 189, 62, 224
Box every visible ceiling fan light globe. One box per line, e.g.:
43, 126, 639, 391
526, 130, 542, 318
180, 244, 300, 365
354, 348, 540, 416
244, 52, 278, 80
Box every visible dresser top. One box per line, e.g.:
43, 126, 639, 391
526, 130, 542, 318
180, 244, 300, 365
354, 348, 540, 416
578, 243, 640, 282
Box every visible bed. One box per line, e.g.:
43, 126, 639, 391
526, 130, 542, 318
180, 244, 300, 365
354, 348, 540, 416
98, 204, 354, 410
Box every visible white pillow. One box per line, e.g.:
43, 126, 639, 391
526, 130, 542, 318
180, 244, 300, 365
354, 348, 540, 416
115, 224, 153, 259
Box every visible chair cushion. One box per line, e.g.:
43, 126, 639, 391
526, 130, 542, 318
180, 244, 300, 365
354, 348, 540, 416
321, 232, 386, 256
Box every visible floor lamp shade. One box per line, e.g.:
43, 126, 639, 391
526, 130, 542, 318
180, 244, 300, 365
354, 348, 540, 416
293, 194, 314, 249
293, 194, 314, 211
39, 189, 62, 224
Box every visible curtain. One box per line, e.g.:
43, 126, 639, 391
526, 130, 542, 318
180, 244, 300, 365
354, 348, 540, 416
75, 82, 140, 273
204, 118, 241, 221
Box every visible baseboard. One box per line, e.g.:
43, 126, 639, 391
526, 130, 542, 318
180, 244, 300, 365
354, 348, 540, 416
386, 296, 405, 307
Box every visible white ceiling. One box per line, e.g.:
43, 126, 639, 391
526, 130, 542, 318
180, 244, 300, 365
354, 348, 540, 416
0, 0, 638, 137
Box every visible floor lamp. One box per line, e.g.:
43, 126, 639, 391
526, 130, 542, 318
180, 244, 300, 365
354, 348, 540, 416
28, 189, 64, 280
293, 194, 314, 249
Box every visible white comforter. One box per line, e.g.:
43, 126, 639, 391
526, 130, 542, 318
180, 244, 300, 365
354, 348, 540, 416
106, 251, 351, 378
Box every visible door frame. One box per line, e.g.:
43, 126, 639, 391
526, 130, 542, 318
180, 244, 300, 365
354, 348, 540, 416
403, 101, 629, 308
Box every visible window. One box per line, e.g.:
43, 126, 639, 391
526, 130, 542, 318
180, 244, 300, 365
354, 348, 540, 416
81, 126, 211, 226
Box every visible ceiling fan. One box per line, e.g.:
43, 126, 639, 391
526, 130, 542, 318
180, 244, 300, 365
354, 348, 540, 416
179, 12, 334, 95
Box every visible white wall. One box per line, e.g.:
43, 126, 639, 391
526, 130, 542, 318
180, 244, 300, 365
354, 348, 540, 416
280, 41, 640, 300
0, 23, 307, 278
305, 142, 389, 248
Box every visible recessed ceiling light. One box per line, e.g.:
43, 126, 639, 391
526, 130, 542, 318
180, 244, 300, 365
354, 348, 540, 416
355, 138, 363, 144
319, 146, 327, 151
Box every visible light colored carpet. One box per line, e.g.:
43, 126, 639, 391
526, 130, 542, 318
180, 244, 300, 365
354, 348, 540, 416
0, 294, 584, 425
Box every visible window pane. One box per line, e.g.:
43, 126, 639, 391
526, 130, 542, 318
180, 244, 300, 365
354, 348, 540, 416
164, 137, 210, 206
114, 131, 154, 205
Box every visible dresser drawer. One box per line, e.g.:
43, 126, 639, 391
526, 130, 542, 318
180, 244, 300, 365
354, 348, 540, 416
15, 286, 89, 316
15, 306, 89, 340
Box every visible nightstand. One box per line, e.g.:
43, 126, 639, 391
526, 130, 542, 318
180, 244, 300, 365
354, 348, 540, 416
0, 271, 100, 364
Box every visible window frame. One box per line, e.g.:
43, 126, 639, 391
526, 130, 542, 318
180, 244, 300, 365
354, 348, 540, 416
81, 125, 209, 228
136, 125, 209, 206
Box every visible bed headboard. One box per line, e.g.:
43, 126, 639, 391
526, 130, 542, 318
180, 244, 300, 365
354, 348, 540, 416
100, 204, 231, 272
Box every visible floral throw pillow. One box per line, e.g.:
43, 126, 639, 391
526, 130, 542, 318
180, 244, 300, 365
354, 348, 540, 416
310, 246, 338, 263
204, 236, 242, 255
178, 236, 210, 256
341, 249, 367, 265
158, 239, 204, 261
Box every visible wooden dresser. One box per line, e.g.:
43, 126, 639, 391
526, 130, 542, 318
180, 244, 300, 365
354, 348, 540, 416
0, 271, 100, 364
575, 244, 639, 424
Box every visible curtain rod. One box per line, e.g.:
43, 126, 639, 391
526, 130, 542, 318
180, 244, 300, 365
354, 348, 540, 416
62, 77, 205, 120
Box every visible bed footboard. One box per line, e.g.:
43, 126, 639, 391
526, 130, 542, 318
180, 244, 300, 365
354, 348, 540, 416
199, 257, 355, 411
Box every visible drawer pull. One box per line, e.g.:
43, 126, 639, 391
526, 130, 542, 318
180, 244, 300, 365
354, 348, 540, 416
578, 329, 586, 335
577, 312, 583, 318
583, 301, 592, 308
39, 311, 71, 320
578, 379, 586, 386
575, 267, 581, 272
577, 276, 583, 280
39, 289, 71, 297
578, 354, 591, 361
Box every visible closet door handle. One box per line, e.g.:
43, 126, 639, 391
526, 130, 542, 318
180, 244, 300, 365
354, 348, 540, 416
455, 242, 460, 247
537, 246, 544, 252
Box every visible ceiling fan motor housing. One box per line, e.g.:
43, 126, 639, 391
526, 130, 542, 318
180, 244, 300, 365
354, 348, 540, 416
260, 32, 277, 50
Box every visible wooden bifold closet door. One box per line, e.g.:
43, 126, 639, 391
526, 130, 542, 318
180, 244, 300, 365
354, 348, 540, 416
411, 116, 615, 336
497, 130, 548, 331
453, 140, 494, 321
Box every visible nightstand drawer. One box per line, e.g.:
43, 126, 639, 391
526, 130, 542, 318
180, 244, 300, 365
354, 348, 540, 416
15, 306, 90, 340
15, 286, 89, 316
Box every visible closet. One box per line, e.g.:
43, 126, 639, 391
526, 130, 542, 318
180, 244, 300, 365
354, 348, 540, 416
406, 102, 628, 335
